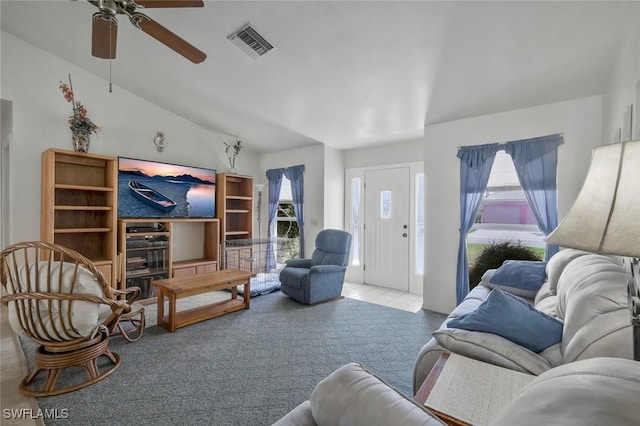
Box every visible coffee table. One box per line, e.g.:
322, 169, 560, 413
152, 269, 254, 332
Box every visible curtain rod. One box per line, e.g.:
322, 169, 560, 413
456, 133, 564, 149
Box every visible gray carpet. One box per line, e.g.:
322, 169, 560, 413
20, 292, 446, 426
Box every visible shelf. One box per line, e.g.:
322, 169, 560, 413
54, 227, 113, 233
157, 298, 244, 331
217, 173, 253, 242
42, 149, 117, 286
126, 269, 169, 279
173, 258, 218, 268
55, 184, 114, 192
55, 205, 112, 211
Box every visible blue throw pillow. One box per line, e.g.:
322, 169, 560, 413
485, 260, 548, 299
447, 288, 563, 353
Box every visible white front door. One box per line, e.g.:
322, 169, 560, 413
364, 167, 410, 291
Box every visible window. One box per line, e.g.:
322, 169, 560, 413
275, 177, 300, 258
350, 177, 361, 266
468, 151, 545, 262
415, 173, 424, 275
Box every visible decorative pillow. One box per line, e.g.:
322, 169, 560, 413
484, 260, 548, 299
447, 288, 563, 353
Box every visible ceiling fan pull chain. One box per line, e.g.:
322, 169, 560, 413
109, 19, 113, 93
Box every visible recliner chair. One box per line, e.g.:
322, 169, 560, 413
279, 229, 352, 304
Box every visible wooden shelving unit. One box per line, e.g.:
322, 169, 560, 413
41, 149, 117, 285
118, 218, 220, 301
216, 173, 253, 242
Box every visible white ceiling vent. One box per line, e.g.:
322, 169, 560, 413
227, 23, 274, 59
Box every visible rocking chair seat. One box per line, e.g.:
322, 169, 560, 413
0, 241, 136, 397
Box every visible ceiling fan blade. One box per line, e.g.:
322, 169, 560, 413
134, 0, 204, 8
130, 13, 206, 63
91, 13, 118, 59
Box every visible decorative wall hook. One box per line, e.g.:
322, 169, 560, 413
154, 131, 167, 152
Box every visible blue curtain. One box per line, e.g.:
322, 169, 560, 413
456, 143, 501, 304
265, 168, 284, 270
504, 135, 563, 260
283, 165, 305, 258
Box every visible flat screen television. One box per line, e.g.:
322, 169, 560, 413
117, 157, 216, 219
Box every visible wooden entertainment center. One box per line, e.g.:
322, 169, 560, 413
118, 218, 220, 300
41, 148, 253, 301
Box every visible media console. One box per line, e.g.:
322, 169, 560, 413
118, 218, 220, 301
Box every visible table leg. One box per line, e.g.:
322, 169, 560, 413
157, 289, 165, 325
168, 293, 177, 332
244, 280, 250, 309
231, 286, 238, 299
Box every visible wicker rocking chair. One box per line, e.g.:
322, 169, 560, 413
0, 241, 139, 397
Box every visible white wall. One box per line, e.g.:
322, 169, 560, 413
1, 31, 260, 246
423, 96, 603, 314
602, 23, 640, 142
323, 145, 345, 230
0, 99, 12, 247
344, 137, 424, 169
260, 144, 325, 257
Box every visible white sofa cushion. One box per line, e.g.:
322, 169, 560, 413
310, 362, 444, 426
271, 401, 316, 426
491, 357, 640, 426
545, 248, 591, 295
432, 328, 553, 375
7, 261, 103, 340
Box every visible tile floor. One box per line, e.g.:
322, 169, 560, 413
0, 283, 423, 424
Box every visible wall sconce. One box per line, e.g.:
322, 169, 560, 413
154, 131, 168, 152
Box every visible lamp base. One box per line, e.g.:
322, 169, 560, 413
626, 257, 640, 362
633, 315, 639, 362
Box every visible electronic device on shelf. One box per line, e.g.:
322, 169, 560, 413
117, 157, 216, 219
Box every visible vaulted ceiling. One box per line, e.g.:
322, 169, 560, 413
2, 1, 638, 152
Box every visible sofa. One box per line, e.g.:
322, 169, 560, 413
272, 358, 640, 426
413, 249, 633, 393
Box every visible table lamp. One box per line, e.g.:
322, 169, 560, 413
546, 140, 640, 361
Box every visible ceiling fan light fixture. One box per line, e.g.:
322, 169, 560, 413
227, 23, 274, 59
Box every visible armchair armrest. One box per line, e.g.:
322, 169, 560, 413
285, 258, 313, 269
309, 265, 347, 274
113, 286, 142, 303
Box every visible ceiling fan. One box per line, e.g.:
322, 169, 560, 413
88, 0, 207, 63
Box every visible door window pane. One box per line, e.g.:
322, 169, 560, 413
416, 173, 424, 275
351, 177, 361, 266
380, 190, 391, 219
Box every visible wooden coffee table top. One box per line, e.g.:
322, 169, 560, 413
153, 269, 254, 294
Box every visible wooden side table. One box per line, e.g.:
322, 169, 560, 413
415, 353, 534, 426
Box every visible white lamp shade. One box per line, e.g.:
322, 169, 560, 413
546, 140, 640, 257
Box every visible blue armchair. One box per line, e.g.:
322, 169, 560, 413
279, 229, 352, 304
